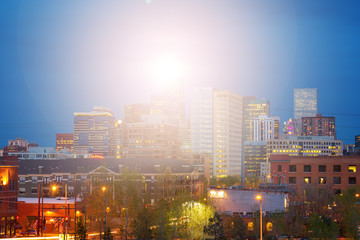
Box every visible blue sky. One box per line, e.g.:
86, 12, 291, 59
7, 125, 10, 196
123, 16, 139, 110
1, 0, 360, 147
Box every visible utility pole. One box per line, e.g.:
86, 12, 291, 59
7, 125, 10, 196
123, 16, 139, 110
37, 184, 41, 237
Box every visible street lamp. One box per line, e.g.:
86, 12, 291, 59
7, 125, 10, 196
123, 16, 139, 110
102, 187, 107, 238
356, 194, 360, 240
256, 195, 262, 240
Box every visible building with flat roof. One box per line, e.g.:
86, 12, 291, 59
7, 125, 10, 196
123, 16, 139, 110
243, 99, 270, 142
0, 154, 19, 237
73, 107, 115, 156
253, 116, 280, 141
270, 154, 360, 192
56, 133, 73, 152
267, 135, 342, 159
294, 88, 318, 119
301, 114, 335, 137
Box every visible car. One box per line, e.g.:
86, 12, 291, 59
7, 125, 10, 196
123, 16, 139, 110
20, 229, 37, 237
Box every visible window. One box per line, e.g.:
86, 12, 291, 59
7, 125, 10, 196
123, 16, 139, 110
266, 222, 273, 231
349, 165, 356, 173
31, 187, 38, 194
289, 165, 296, 172
304, 165, 311, 173
32, 177, 38, 183
81, 175, 87, 180
278, 165, 282, 172
304, 177, 311, 184
19, 188, 26, 194
19, 177, 25, 183
333, 177, 341, 185
319, 177, 326, 184
56, 176, 63, 183
289, 177, 296, 184
319, 165, 326, 172
333, 165, 341, 172
248, 222, 254, 231
43, 177, 50, 185
349, 177, 357, 184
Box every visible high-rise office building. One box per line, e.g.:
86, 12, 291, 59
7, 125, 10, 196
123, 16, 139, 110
118, 115, 180, 160
191, 88, 243, 178
253, 116, 280, 141
355, 135, 360, 149
56, 133, 74, 152
301, 114, 336, 137
294, 88, 318, 119
243, 99, 270, 141
191, 87, 214, 156
73, 106, 115, 156
244, 141, 267, 178
124, 104, 151, 124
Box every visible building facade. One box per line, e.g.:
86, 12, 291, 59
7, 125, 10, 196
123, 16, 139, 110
267, 135, 343, 159
73, 107, 115, 157
243, 99, 270, 142
191, 88, 244, 178
124, 103, 151, 124
294, 88, 318, 120
253, 116, 280, 141
301, 114, 335, 137
0, 154, 19, 237
270, 154, 360, 192
56, 134, 74, 152
244, 141, 267, 178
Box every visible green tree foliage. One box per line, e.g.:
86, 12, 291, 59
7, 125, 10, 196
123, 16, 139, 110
181, 201, 214, 239
223, 214, 247, 240
153, 199, 172, 240
75, 216, 86, 240
334, 187, 360, 238
307, 213, 339, 239
130, 206, 153, 240
203, 212, 226, 240
210, 176, 241, 188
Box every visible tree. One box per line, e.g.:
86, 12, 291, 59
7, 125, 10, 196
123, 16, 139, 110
203, 212, 226, 240
75, 216, 86, 240
210, 176, 241, 188
307, 213, 339, 239
223, 214, 247, 240
153, 199, 172, 240
130, 206, 153, 240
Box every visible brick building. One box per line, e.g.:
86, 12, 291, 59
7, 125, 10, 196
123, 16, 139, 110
270, 154, 360, 192
301, 114, 336, 137
0, 154, 19, 237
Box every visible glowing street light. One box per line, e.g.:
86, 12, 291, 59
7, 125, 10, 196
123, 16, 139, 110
102, 187, 107, 237
256, 195, 263, 240
356, 193, 360, 240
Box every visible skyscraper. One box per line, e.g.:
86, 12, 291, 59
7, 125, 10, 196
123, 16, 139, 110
252, 115, 280, 141
191, 88, 243, 178
73, 106, 115, 156
294, 88, 318, 119
243, 99, 270, 141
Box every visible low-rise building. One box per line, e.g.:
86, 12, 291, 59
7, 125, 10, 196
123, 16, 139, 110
0, 154, 19, 237
270, 154, 360, 192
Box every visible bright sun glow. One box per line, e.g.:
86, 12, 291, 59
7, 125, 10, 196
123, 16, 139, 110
151, 54, 185, 91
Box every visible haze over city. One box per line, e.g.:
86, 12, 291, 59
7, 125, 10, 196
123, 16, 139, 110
1, 0, 360, 147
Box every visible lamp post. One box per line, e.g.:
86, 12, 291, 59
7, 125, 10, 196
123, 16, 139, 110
102, 186, 107, 239
256, 195, 262, 240
356, 194, 360, 240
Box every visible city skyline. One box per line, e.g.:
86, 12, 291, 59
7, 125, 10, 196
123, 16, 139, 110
1, 0, 360, 147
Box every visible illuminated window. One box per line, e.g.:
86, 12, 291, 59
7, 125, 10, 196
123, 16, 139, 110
319, 177, 326, 184
349, 165, 356, 173
248, 222, 254, 231
266, 222, 273, 231
304, 177, 311, 184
